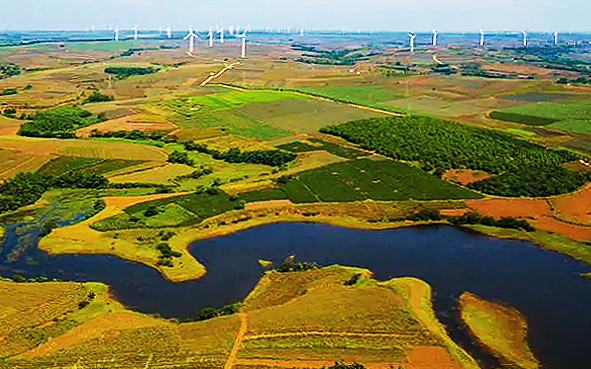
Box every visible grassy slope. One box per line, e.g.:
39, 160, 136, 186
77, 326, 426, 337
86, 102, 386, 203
459, 292, 539, 369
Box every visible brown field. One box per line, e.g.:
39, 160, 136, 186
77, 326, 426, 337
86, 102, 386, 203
550, 183, 591, 225
405, 346, 462, 369
466, 198, 552, 219
532, 216, 591, 241
443, 169, 490, 185
482, 63, 556, 77
459, 292, 539, 369
244, 200, 293, 211
76, 115, 177, 137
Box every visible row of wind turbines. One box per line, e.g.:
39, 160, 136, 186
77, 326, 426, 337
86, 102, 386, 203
112, 25, 250, 58
409, 30, 563, 52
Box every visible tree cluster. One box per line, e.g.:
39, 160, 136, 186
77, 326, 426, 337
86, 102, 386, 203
82, 91, 114, 104
0, 88, 17, 96
556, 77, 591, 85
0, 171, 108, 215
167, 151, 194, 166
274, 256, 321, 273
104, 66, 157, 79
320, 116, 589, 197
0, 64, 21, 78
91, 129, 177, 142
448, 211, 534, 232
182, 141, 297, 167
18, 107, 98, 138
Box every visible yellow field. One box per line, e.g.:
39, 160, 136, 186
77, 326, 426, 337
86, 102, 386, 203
0, 149, 51, 179
459, 292, 539, 369
0, 135, 168, 161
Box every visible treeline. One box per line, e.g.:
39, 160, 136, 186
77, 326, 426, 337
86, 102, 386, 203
0, 172, 108, 214
274, 257, 321, 272
0, 88, 17, 96
91, 129, 177, 142
182, 141, 297, 167
104, 66, 157, 79
293, 45, 371, 65
556, 77, 591, 85
18, 107, 101, 138
489, 111, 559, 126
182, 302, 242, 322
320, 116, 589, 197
448, 211, 535, 232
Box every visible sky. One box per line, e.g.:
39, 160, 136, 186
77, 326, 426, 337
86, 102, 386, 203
2, 0, 590, 32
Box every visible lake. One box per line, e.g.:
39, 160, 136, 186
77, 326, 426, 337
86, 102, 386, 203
1, 222, 590, 369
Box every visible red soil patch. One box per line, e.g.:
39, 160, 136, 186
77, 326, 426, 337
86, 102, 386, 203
443, 169, 490, 185
466, 198, 552, 219
551, 183, 591, 225
405, 346, 461, 369
0, 125, 20, 136
482, 63, 554, 77
76, 115, 177, 137
532, 217, 591, 241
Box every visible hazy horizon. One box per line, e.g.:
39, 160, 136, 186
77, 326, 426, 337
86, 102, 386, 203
1, 0, 590, 33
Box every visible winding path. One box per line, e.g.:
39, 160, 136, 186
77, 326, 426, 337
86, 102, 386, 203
224, 312, 248, 369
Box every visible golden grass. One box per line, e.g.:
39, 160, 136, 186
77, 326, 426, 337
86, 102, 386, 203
76, 115, 177, 137
39, 193, 206, 282
0, 149, 51, 180
109, 163, 195, 184
459, 292, 539, 369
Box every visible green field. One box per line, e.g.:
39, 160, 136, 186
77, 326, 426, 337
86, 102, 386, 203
276, 138, 369, 159
239, 158, 482, 203
37, 157, 145, 176
92, 190, 243, 231
295, 85, 404, 109
494, 99, 591, 135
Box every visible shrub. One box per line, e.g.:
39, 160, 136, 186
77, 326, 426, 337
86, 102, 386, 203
83, 91, 114, 104
144, 205, 160, 217
167, 151, 194, 166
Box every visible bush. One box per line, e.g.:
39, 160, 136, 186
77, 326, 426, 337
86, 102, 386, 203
275, 256, 320, 272
83, 91, 114, 104
144, 205, 160, 217
167, 151, 194, 166
406, 209, 441, 221
344, 273, 361, 286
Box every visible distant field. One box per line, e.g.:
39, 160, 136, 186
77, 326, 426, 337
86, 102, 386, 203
37, 157, 145, 176
235, 99, 383, 133
277, 138, 369, 159
239, 158, 482, 204
109, 163, 195, 184
493, 99, 591, 135
295, 85, 404, 108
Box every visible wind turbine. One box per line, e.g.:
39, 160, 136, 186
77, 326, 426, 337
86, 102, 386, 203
229, 26, 235, 36
480, 29, 485, 47
408, 33, 416, 53
184, 26, 197, 53
238, 30, 248, 58
522, 30, 528, 46
554, 31, 559, 46
208, 27, 214, 47
166, 26, 172, 39
133, 24, 139, 40
432, 30, 438, 46
114, 26, 119, 42
300, 28, 304, 37
218, 27, 224, 44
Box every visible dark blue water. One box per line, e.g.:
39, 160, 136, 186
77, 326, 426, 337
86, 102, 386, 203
1, 222, 590, 369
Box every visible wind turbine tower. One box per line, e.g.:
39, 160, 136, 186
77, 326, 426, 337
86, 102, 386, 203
300, 28, 304, 37
229, 26, 235, 36
432, 30, 438, 46
184, 26, 197, 53
133, 25, 139, 40
239, 30, 248, 58
218, 28, 224, 44
554, 31, 559, 46
166, 26, 172, 39
208, 27, 214, 47
522, 30, 528, 46
408, 33, 416, 53
480, 29, 485, 47
114, 26, 119, 42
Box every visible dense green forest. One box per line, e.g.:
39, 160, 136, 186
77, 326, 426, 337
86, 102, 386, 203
18, 107, 101, 138
90, 129, 177, 142
0, 172, 108, 214
320, 116, 590, 197
104, 66, 157, 79
489, 111, 559, 126
183, 141, 297, 167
